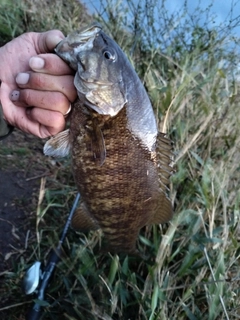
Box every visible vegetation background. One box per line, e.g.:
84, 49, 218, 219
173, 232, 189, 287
0, 0, 239, 319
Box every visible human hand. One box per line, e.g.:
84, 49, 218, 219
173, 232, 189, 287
0, 30, 77, 138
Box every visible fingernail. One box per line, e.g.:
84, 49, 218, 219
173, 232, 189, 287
16, 73, 30, 85
10, 90, 20, 101
50, 35, 64, 47
29, 56, 45, 70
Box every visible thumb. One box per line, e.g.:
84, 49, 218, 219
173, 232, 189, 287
37, 30, 65, 53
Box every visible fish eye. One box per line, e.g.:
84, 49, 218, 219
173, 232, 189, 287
103, 49, 116, 61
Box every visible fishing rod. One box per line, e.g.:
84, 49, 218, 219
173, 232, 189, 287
23, 193, 81, 320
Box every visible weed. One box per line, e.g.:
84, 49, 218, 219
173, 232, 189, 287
0, 0, 240, 319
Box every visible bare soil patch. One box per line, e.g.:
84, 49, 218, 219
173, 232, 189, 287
0, 128, 73, 318
0, 130, 47, 301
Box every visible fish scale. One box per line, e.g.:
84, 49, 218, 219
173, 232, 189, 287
69, 103, 170, 253
44, 23, 173, 254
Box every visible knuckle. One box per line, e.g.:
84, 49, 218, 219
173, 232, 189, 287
32, 73, 46, 89
52, 92, 69, 109
20, 89, 32, 105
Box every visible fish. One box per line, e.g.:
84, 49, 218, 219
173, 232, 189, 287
44, 23, 173, 255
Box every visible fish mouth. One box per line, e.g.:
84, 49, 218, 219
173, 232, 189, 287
55, 23, 102, 60
55, 23, 126, 117
75, 23, 102, 43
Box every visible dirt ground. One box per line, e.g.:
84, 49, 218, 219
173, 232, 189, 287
0, 170, 37, 272
0, 128, 74, 319
0, 129, 50, 273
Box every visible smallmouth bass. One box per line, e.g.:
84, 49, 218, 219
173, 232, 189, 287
44, 24, 173, 254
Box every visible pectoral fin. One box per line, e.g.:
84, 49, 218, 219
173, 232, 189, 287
43, 129, 71, 158
91, 124, 106, 166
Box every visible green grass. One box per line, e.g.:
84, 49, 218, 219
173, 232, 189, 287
0, 0, 240, 319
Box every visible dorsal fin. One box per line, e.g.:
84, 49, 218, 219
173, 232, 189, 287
149, 132, 173, 224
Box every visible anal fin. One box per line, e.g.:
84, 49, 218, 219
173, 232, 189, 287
71, 202, 99, 231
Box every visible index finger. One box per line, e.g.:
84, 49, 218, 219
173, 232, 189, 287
29, 54, 74, 76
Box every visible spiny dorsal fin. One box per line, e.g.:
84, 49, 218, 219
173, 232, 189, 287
156, 132, 173, 193
150, 132, 174, 224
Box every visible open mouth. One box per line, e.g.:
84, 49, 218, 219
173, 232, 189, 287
75, 23, 102, 44
55, 23, 102, 70
62, 23, 102, 51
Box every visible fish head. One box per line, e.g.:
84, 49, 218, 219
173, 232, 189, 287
55, 23, 127, 117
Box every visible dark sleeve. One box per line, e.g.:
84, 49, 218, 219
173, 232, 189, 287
0, 102, 14, 140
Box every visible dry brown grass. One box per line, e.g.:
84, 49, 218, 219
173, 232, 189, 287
0, 0, 240, 319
